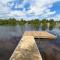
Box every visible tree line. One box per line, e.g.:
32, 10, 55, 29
0, 18, 57, 28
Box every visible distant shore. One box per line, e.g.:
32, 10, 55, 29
0, 18, 59, 30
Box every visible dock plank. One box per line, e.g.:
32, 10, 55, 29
10, 31, 57, 60
23, 31, 57, 39
10, 36, 42, 60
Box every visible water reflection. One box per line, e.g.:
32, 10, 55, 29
0, 24, 60, 60
42, 25, 47, 31
49, 23, 56, 30
31, 24, 40, 30
30, 22, 56, 31
35, 38, 60, 60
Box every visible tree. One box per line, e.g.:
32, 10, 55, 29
41, 19, 47, 30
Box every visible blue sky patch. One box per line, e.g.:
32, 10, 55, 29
0, 0, 60, 20
50, 2, 60, 15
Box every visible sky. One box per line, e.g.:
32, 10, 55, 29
0, 0, 60, 20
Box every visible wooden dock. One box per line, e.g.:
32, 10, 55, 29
10, 31, 57, 60
23, 31, 57, 39
10, 36, 42, 60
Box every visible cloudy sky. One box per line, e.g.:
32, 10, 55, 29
0, 0, 60, 20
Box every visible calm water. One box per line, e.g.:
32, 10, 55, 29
0, 24, 60, 60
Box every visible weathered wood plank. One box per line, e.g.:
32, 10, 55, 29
23, 31, 57, 39
10, 31, 57, 60
10, 36, 42, 60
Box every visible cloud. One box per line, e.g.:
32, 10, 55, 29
0, 0, 12, 18
27, 0, 59, 15
0, 0, 60, 20
52, 14, 60, 20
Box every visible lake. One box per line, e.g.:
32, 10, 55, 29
0, 24, 60, 60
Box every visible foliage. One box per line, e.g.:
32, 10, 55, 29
0, 18, 57, 31
28, 19, 41, 30
41, 19, 47, 30
18, 19, 26, 25
49, 19, 56, 30
0, 18, 16, 26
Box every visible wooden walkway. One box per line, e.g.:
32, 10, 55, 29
23, 31, 57, 39
10, 31, 57, 60
10, 36, 42, 60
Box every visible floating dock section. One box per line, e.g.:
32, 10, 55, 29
10, 31, 57, 60
23, 31, 57, 39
